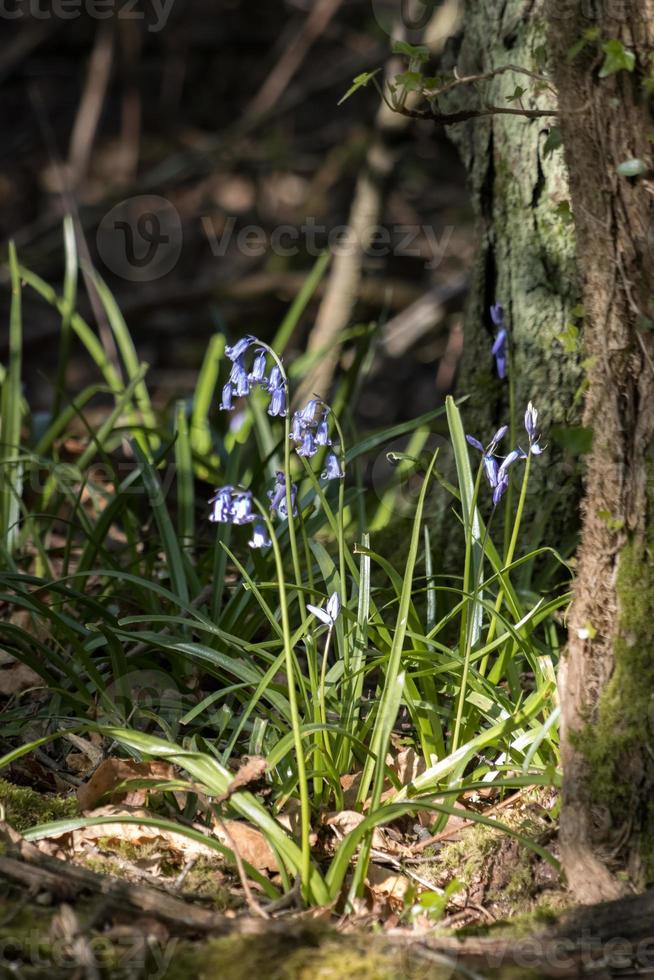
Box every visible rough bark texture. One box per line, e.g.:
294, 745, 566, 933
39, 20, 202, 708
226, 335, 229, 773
547, 0, 654, 903
444, 0, 581, 555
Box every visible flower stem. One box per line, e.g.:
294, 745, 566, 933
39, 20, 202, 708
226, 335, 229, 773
256, 500, 312, 899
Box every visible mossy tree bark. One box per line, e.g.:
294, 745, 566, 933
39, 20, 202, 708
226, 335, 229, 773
546, 1, 654, 903
443, 0, 582, 556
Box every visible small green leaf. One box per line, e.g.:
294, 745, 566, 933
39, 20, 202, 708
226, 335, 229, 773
394, 71, 425, 93
392, 41, 430, 63
506, 84, 527, 104
556, 322, 580, 354
543, 127, 563, 158
617, 157, 648, 177
554, 200, 574, 225
338, 69, 381, 106
599, 40, 635, 78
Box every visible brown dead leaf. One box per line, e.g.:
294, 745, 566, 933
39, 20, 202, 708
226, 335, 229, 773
77, 760, 176, 810
35, 805, 218, 862
367, 865, 413, 911
392, 746, 426, 787
212, 818, 278, 872
323, 810, 402, 855
214, 756, 267, 805
0, 661, 43, 696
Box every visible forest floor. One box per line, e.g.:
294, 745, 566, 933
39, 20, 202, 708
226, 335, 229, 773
2, 772, 651, 980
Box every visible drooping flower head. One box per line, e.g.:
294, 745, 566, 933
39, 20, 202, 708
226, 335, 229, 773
524, 401, 544, 455
267, 471, 298, 519
321, 451, 343, 481
466, 425, 508, 490
219, 336, 287, 417
290, 397, 335, 462
208, 486, 255, 525
307, 591, 341, 629
248, 522, 272, 550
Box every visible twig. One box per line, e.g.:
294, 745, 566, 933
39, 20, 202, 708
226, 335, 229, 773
67, 23, 115, 189
245, 0, 345, 121
407, 787, 534, 855
214, 817, 270, 920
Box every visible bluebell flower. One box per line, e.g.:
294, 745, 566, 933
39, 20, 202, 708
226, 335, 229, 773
299, 399, 320, 424
230, 355, 249, 388
231, 491, 256, 525
497, 447, 527, 486
321, 452, 343, 480
250, 348, 267, 384
307, 591, 341, 628
466, 425, 508, 490
248, 522, 272, 550
225, 336, 255, 361
315, 417, 331, 447
208, 486, 234, 523
492, 328, 508, 380
267, 471, 297, 519
290, 413, 305, 442
493, 475, 509, 506
267, 365, 283, 392
297, 429, 317, 458
268, 385, 287, 418
524, 401, 545, 455
234, 369, 251, 398
220, 382, 235, 411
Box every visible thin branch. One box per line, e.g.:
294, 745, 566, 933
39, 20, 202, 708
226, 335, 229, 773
396, 103, 558, 125
425, 63, 557, 100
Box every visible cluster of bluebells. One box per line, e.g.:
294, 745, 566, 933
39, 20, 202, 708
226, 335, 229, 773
290, 398, 343, 481
220, 336, 287, 418
466, 401, 544, 506
490, 303, 507, 380
211, 335, 346, 550
208, 486, 272, 551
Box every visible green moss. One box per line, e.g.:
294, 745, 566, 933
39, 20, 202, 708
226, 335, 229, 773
164, 930, 466, 980
0, 779, 78, 832
575, 476, 654, 880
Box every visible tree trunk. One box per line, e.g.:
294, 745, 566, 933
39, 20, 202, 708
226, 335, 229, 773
547, 0, 654, 903
444, 0, 581, 555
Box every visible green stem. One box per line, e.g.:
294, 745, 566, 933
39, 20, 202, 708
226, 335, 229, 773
318, 626, 334, 759
486, 452, 532, 655
503, 341, 517, 559
256, 500, 312, 899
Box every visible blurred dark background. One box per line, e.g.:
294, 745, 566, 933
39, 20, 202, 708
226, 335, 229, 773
0, 0, 472, 424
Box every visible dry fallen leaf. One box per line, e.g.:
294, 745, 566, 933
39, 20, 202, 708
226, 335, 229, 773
323, 810, 402, 854
35, 805, 219, 862
77, 759, 176, 810
212, 818, 278, 873
367, 865, 414, 911
0, 661, 43, 696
